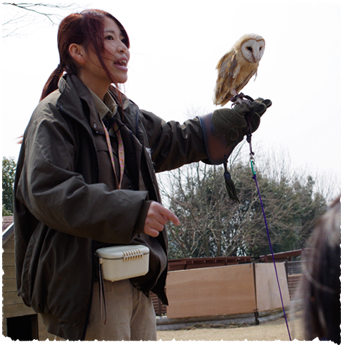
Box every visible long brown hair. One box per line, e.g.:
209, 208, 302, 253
40, 9, 130, 101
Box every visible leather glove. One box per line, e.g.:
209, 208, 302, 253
212, 98, 272, 147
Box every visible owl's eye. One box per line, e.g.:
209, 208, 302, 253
259, 47, 262, 51
247, 47, 252, 52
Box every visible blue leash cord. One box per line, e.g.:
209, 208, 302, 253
246, 117, 292, 341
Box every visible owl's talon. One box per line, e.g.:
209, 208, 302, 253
231, 99, 242, 107
230, 93, 253, 106
230, 92, 244, 103
243, 94, 254, 102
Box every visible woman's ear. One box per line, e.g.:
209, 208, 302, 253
68, 43, 87, 65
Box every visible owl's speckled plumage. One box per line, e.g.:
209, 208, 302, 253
214, 34, 265, 106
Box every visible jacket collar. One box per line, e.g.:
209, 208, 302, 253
57, 74, 132, 135
87, 87, 118, 120
57, 74, 103, 133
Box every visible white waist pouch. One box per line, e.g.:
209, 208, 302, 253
96, 245, 150, 282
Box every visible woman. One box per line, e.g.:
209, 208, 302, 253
14, 9, 271, 340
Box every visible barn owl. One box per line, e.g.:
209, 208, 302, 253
214, 34, 265, 106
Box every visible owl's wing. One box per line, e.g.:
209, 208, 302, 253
233, 68, 258, 96
214, 50, 239, 106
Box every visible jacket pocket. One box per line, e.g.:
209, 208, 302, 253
20, 224, 45, 309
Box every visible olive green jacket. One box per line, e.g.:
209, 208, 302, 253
14, 74, 229, 340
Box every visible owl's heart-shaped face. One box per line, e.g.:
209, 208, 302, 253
241, 39, 265, 63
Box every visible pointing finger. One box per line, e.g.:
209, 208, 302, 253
159, 205, 180, 226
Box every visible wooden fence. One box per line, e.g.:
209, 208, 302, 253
152, 250, 306, 316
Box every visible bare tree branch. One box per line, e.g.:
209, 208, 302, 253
159, 147, 329, 260
2, 2, 79, 37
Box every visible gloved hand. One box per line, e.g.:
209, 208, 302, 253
212, 98, 272, 147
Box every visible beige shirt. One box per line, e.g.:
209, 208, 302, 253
87, 88, 117, 125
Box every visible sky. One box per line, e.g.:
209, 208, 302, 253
1, 0, 342, 201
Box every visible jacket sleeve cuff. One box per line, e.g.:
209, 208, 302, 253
134, 200, 152, 234
198, 113, 237, 165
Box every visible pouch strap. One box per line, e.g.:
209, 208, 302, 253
97, 256, 107, 325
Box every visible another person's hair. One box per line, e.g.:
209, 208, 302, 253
40, 9, 130, 101
302, 195, 341, 344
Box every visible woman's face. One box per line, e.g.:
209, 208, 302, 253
101, 17, 130, 84
80, 17, 130, 95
